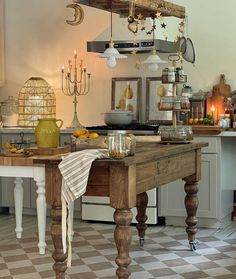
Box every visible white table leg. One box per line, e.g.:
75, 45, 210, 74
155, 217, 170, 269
34, 167, 46, 255
14, 177, 23, 238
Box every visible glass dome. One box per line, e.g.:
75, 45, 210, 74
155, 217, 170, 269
18, 77, 56, 127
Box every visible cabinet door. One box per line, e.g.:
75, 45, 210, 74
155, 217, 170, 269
158, 154, 217, 218
60, 134, 71, 147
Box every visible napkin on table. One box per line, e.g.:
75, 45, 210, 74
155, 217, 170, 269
58, 149, 109, 267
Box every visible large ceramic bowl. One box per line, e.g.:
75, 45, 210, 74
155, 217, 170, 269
104, 110, 134, 125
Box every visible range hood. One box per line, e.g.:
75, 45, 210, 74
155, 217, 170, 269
87, 39, 178, 54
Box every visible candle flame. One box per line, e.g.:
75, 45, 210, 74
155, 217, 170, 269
211, 105, 215, 112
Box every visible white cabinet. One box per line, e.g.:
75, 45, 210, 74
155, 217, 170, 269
159, 135, 236, 228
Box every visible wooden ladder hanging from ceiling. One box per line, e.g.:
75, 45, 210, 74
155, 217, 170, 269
79, 0, 185, 19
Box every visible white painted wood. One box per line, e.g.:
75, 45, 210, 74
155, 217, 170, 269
159, 153, 218, 218
0, 165, 46, 254
0, 0, 4, 87
33, 167, 46, 255
14, 177, 23, 238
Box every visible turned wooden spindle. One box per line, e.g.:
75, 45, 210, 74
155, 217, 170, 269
51, 205, 67, 279
183, 176, 199, 243
46, 164, 67, 279
136, 192, 148, 246
114, 209, 133, 279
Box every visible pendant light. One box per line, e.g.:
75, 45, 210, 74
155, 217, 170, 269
97, 2, 127, 68
143, 17, 167, 71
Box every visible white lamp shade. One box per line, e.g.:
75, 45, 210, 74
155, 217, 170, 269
97, 41, 127, 69
97, 41, 127, 59
142, 48, 167, 71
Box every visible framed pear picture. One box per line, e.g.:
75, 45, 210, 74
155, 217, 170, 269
111, 77, 142, 122
146, 77, 173, 122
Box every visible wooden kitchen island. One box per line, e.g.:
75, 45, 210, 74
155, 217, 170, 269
33, 141, 207, 279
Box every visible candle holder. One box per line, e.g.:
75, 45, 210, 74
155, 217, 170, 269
61, 51, 91, 129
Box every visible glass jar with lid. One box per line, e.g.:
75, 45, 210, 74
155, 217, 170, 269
0, 96, 18, 127
159, 96, 174, 110
179, 96, 190, 109
158, 126, 172, 141
107, 131, 136, 159
173, 97, 181, 110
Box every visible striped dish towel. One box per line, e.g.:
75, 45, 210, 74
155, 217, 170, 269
58, 149, 109, 267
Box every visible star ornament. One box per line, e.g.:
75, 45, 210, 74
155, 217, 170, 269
137, 13, 143, 20
161, 22, 167, 28
155, 11, 162, 18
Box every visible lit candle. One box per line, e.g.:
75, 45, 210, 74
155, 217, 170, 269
74, 50, 77, 59
61, 65, 64, 73
211, 105, 215, 118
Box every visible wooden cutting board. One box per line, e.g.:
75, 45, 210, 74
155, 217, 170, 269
25, 146, 70, 155
212, 74, 231, 98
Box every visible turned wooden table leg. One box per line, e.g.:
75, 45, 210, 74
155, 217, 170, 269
183, 175, 199, 251
45, 164, 68, 279
136, 192, 148, 247
114, 209, 132, 279
51, 205, 67, 279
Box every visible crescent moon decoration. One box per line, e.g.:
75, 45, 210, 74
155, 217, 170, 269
66, 3, 84, 26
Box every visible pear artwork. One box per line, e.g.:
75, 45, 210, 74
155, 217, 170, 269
124, 82, 133, 99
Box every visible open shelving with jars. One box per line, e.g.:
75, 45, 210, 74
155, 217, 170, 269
158, 57, 193, 143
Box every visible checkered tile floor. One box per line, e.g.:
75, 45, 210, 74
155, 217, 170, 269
1, 214, 236, 278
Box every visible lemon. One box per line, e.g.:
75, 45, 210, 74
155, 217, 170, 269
10, 147, 17, 153
73, 129, 88, 138
188, 118, 194, 125
88, 132, 99, 139
79, 133, 89, 139
3, 142, 11, 149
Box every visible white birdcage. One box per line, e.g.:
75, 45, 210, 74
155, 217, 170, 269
18, 77, 56, 127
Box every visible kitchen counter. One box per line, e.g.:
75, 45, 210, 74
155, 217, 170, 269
0, 127, 74, 134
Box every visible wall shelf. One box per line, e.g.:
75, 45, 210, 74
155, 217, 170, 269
79, 0, 185, 19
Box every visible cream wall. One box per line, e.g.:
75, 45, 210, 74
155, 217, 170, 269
0, 0, 236, 127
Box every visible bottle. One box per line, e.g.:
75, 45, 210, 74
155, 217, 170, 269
233, 108, 236, 128
225, 97, 234, 128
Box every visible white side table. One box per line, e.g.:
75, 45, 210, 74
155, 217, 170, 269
0, 165, 46, 254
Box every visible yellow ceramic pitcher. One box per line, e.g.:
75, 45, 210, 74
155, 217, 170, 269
35, 118, 63, 148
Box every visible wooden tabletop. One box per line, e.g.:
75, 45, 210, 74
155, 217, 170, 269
33, 141, 208, 167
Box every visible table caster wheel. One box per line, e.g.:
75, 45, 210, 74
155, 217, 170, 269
189, 240, 197, 251
139, 238, 144, 247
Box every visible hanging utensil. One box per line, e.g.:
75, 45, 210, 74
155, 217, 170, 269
182, 38, 195, 64
178, 16, 196, 65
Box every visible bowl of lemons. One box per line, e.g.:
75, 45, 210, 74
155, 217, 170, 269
71, 129, 107, 151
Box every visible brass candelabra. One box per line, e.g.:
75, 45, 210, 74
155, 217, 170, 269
61, 50, 91, 129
